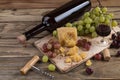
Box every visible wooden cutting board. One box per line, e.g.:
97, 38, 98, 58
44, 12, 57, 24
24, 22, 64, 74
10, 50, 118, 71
34, 26, 120, 73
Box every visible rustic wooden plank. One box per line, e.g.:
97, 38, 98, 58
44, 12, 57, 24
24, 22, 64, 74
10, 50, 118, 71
0, 8, 119, 22
91, 0, 120, 7
0, 57, 80, 80
0, 7, 120, 22
0, 15, 42, 22
0, 0, 70, 3
0, 38, 40, 58
0, 0, 119, 9
0, 47, 39, 57
0, 9, 52, 22
0, 22, 49, 39
0, 0, 119, 80
0, 57, 119, 80
0, 2, 66, 9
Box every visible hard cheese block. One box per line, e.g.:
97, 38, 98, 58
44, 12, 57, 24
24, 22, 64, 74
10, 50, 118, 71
34, 26, 120, 73
57, 27, 77, 47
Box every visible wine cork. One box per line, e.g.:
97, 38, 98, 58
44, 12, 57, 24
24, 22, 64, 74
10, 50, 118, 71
17, 35, 27, 47
102, 48, 111, 61
20, 55, 40, 75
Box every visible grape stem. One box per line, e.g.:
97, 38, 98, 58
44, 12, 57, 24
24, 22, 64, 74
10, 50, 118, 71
96, 0, 102, 8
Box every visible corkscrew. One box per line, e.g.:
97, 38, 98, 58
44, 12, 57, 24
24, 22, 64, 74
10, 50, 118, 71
20, 55, 55, 80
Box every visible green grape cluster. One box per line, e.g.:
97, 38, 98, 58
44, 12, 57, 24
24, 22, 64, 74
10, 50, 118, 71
65, 7, 118, 38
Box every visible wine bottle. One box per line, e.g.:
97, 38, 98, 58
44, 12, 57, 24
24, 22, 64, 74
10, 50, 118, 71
17, 0, 91, 44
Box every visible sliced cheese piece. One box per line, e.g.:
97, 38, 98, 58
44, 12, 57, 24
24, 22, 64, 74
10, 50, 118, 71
66, 46, 79, 56
70, 54, 82, 62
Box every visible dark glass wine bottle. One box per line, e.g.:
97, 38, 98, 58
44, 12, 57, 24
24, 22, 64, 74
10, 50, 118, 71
18, 0, 91, 43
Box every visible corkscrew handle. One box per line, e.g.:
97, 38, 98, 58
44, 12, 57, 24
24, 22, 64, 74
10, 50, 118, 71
20, 55, 40, 75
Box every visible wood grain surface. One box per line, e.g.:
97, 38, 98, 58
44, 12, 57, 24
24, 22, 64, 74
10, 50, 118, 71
0, 0, 120, 80
0, 0, 119, 9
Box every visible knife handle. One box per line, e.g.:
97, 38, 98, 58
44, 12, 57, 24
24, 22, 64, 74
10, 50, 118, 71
20, 55, 40, 75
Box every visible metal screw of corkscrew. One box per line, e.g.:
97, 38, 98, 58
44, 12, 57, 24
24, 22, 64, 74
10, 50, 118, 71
32, 66, 55, 80
20, 55, 55, 80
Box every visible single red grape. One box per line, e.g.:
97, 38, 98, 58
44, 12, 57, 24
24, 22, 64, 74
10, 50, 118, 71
94, 53, 102, 60
83, 43, 91, 51
77, 39, 84, 47
117, 32, 120, 36
53, 43, 61, 49
88, 42, 91, 46
86, 67, 93, 75
51, 53, 57, 58
82, 39, 87, 43
42, 43, 49, 52
111, 33, 116, 40
116, 51, 120, 57
46, 51, 53, 58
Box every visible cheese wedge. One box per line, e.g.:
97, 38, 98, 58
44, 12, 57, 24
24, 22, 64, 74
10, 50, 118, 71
57, 27, 77, 47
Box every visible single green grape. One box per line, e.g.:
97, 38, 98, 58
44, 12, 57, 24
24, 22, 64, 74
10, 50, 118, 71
100, 14, 104, 17
84, 17, 92, 24
86, 24, 91, 29
84, 12, 90, 17
85, 29, 89, 34
48, 64, 56, 71
101, 7, 108, 13
112, 20, 118, 27
94, 17, 99, 24
65, 23, 72, 27
78, 20, 84, 25
89, 26, 95, 33
92, 8, 99, 16
94, 23, 98, 28
109, 13, 114, 18
94, 17, 100, 27
90, 14, 96, 20
81, 16, 85, 20
94, 7, 101, 13
42, 55, 49, 63
99, 15, 105, 23
91, 32, 98, 38
72, 21, 78, 27
52, 30, 57, 37
105, 18, 110, 26
78, 30, 84, 36
77, 25, 83, 31
95, 11, 100, 16
106, 15, 112, 20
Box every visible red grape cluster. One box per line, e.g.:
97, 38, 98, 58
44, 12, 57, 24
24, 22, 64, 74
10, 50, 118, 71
77, 39, 91, 51
42, 39, 61, 58
110, 32, 120, 49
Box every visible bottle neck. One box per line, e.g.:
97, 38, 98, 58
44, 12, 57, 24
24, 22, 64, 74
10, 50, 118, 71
24, 23, 46, 40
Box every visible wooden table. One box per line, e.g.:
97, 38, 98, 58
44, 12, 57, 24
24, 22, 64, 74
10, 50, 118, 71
0, 0, 120, 80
